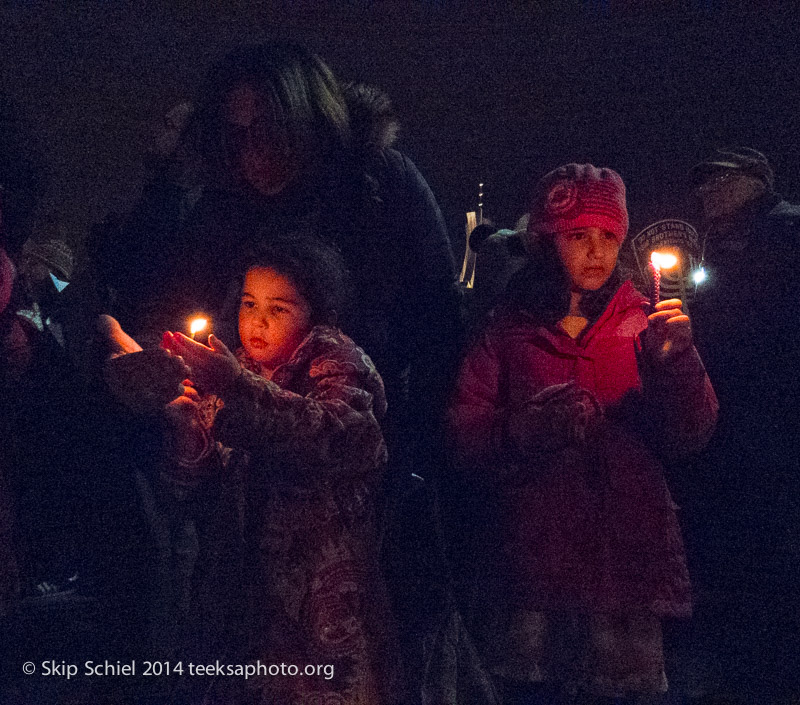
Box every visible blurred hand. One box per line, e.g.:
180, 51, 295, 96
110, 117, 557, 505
163, 387, 213, 463
96, 314, 143, 359
104, 348, 190, 414
163, 332, 240, 396
507, 381, 603, 456
163, 389, 199, 426
643, 299, 693, 365
98, 315, 190, 413
99, 306, 190, 417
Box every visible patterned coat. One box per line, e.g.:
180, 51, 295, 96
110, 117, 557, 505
169, 325, 400, 705
448, 281, 718, 619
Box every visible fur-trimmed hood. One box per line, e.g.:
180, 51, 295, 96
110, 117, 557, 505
342, 82, 400, 154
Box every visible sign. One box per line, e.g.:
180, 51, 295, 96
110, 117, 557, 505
631, 219, 702, 303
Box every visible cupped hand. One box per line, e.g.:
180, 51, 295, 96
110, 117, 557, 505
104, 347, 190, 414
643, 298, 693, 365
163, 332, 240, 395
98, 314, 190, 413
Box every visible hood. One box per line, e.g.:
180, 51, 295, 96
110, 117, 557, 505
342, 82, 400, 154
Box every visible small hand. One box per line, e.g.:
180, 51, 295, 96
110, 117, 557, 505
180, 380, 201, 403
164, 391, 199, 426
163, 391, 210, 462
508, 381, 603, 455
163, 332, 240, 395
644, 298, 693, 365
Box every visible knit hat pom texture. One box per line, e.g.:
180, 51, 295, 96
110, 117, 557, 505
527, 163, 629, 246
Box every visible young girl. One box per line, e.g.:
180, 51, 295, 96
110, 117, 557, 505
448, 164, 718, 703
162, 236, 401, 705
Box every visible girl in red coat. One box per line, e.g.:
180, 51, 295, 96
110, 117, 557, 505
448, 164, 718, 704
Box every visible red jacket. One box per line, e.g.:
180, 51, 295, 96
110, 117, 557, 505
448, 281, 718, 618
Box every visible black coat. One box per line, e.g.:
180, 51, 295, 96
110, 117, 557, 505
681, 194, 800, 595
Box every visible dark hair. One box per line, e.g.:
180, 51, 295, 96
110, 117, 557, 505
188, 42, 350, 188
241, 234, 351, 328
503, 235, 627, 326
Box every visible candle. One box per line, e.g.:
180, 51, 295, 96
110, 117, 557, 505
649, 251, 678, 309
189, 316, 208, 340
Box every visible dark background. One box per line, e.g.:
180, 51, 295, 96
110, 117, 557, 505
2, 0, 799, 254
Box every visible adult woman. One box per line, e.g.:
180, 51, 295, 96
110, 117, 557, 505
98, 42, 461, 424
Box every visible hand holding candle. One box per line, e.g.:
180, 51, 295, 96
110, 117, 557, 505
644, 298, 693, 365
163, 331, 240, 395
648, 251, 678, 310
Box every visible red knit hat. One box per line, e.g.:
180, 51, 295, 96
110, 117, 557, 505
526, 163, 629, 245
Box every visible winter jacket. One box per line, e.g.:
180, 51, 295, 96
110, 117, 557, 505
448, 281, 718, 618
691, 195, 800, 463
167, 325, 402, 705
683, 195, 800, 594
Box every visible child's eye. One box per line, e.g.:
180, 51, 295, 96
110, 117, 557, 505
603, 231, 616, 240
271, 305, 289, 316
240, 300, 255, 309
571, 231, 586, 240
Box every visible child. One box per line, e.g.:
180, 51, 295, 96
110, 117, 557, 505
447, 164, 718, 703
162, 236, 401, 705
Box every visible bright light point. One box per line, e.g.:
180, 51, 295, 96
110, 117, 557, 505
651, 251, 678, 270
692, 268, 707, 284
189, 318, 208, 337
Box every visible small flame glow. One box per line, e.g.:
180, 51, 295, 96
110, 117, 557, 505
189, 317, 208, 337
650, 251, 678, 270
692, 267, 707, 284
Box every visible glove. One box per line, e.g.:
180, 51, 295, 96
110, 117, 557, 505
506, 381, 603, 457
104, 348, 189, 414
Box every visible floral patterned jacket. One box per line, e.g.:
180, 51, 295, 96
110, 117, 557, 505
166, 325, 401, 705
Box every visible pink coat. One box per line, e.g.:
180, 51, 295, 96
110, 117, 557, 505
448, 281, 718, 618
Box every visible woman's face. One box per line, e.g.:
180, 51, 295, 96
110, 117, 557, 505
223, 84, 295, 197
238, 266, 312, 374
554, 226, 620, 292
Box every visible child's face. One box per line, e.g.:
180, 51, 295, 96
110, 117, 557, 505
555, 226, 620, 292
239, 267, 312, 373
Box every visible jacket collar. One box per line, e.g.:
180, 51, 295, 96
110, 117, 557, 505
506, 280, 646, 356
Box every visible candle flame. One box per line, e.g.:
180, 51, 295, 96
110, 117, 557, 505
189, 317, 208, 337
650, 251, 678, 270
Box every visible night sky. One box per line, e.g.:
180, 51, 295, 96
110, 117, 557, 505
2, 0, 799, 252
